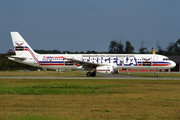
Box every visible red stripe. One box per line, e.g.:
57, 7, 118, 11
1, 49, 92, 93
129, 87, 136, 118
152, 64, 170, 66
128, 70, 137, 72
24, 48, 39, 64
40, 64, 64, 66
119, 70, 126, 72
139, 70, 147, 72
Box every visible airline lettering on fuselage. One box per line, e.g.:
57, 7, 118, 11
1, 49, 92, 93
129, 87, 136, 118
82, 55, 138, 66
42, 56, 65, 60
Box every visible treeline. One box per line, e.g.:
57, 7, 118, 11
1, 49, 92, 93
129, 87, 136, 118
0, 53, 38, 71
34, 38, 180, 56
0, 39, 180, 71
34, 50, 107, 54
108, 39, 180, 56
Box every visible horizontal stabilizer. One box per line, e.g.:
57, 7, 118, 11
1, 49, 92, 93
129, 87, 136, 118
8, 55, 26, 61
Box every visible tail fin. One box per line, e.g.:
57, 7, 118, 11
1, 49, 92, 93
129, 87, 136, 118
10, 32, 38, 57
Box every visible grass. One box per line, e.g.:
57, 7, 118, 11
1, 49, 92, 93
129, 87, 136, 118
0, 82, 133, 95
0, 71, 86, 77
7, 116, 62, 120
0, 78, 180, 120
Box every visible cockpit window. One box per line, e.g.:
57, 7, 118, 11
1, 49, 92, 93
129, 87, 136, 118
163, 58, 170, 61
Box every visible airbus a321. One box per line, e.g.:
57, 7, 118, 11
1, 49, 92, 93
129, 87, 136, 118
8, 32, 176, 77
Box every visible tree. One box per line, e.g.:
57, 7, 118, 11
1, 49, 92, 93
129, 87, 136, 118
156, 41, 164, 55
51, 50, 61, 54
173, 39, 180, 56
117, 41, 124, 54
108, 40, 124, 54
125, 41, 134, 54
156, 39, 180, 56
86, 50, 98, 54
108, 40, 118, 54
139, 40, 149, 54
165, 42, 175, 56
34, 49, 61, 54
164, 41, 180, 56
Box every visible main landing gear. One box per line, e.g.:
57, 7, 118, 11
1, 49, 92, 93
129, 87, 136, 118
86, 72, 96, 77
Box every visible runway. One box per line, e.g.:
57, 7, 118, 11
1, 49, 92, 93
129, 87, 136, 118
0, 74, 179, 80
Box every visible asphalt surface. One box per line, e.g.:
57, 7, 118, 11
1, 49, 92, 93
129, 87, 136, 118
0, 74, 179, 80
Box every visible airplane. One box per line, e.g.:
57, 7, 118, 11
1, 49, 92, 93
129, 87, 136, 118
8, 32, 176, 77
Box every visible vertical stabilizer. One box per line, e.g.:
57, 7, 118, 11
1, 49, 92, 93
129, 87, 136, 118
10, 32, 38, 57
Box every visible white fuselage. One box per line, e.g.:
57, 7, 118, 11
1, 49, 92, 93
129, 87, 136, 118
10, 53, 176, 71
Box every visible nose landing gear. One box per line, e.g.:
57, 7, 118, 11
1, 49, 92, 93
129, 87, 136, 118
154, 74, 158, 78
154, 69, 158, 78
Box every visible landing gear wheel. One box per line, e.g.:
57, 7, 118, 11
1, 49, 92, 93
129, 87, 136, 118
91, 72, 96, 77
86, 72, 91, 77
86, 72, 96, 77
154, 74, 158, 78
154, 69, 158, 78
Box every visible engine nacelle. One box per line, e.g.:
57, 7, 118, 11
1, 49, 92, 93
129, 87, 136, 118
96, 66, 116, 74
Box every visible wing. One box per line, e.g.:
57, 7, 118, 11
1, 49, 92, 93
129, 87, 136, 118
67, 58, 105, 69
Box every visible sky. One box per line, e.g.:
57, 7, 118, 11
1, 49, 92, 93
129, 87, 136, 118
1, 0, 180, 53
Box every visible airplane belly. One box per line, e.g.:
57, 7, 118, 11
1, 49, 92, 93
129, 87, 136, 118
40, 65, 76, 70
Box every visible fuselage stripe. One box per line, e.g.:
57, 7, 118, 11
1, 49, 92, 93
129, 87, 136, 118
24, 47, 65, 66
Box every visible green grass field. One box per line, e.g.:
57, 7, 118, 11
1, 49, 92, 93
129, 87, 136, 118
0, 71, 180, 120
0, 71, 86, 77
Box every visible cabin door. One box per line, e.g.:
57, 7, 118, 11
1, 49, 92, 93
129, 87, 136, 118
153, 56, 158, 63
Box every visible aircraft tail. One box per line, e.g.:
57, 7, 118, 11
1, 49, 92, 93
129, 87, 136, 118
10, 32, 38, 57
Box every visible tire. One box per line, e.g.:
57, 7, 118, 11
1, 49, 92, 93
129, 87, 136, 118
86, 72, 91, 77
154, 74, 158, 78
91, 72, 96, 77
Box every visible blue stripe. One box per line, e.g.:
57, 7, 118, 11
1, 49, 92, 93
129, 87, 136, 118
138, 61, 170, 64
39, 61, 64, 63
152, 62, 170, 64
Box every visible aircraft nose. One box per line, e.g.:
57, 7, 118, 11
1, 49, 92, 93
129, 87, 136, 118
171, 61, 176, 68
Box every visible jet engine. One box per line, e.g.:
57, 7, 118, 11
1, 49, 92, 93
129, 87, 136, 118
96, 66, 118, 74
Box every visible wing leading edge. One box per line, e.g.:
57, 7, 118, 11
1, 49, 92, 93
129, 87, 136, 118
67, 58, 106, 68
